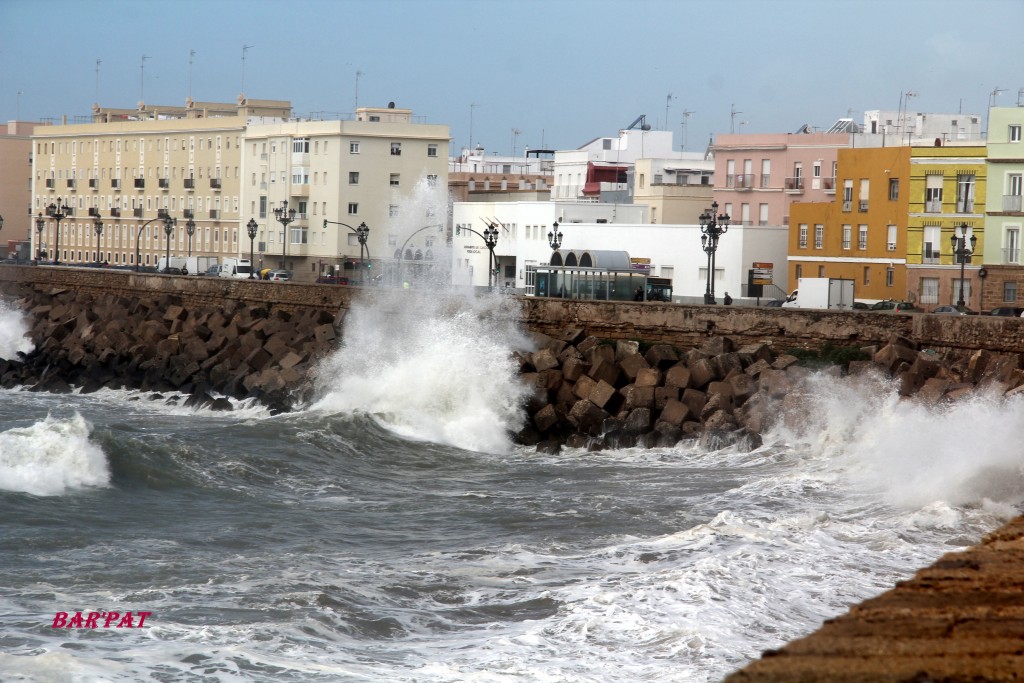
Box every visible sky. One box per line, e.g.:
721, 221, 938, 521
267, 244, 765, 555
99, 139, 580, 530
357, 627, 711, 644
2, 0, 1022, 155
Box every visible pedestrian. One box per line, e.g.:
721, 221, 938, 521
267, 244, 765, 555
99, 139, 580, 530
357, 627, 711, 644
724, 292, 733, 305
634, 287, 644, 301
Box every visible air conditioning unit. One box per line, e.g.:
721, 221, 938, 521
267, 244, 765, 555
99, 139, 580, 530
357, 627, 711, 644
887, 243, 896, 251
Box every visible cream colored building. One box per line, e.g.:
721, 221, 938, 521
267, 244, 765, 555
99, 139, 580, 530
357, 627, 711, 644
30, 100, 450, 280
242, 105, 450, 280
1, 121, 39, 259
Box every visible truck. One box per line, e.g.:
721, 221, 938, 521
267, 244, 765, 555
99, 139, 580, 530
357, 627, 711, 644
781, 277, 855, 310
185, 255, 217, 276
217, 257, 254, 279
156, 256, 187, 273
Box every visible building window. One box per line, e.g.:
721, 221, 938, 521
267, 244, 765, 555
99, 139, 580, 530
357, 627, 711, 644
389, 204, 399, 217
842, 224, 851, 250
348, 202, 358, 215
292, 137, 309, 153
795, 264, 803, 281
758, 203, 768, 226
1004, 281, 1018, 302
427, 144, 438, 157
814, 224, 824, 249
813, 161, 821, 178
925, 174, 943, 213
858, 224, 868, 250
863, 266, 870, 285
799, 224, 808, 249
923, 225, 941, 263
427, 174, 438, 187
886, 267, 894, 287
842, 180, 853, 210
1006, 227, 1020, 263
953, 279, 971, 305
350, 141, 360, 154
1011, 125, 1022, 143
760, 159, 771, 187
956, 173, 975, 213
390, 142, 402, 156
390, 173, 400, 187
887, 224, 897, 251
349, 171, 359, 185
888, 178, 899, 200
818, 265, 826, 277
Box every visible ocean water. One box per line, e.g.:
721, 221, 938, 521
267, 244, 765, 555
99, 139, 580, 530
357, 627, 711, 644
0, 290, 1022, 683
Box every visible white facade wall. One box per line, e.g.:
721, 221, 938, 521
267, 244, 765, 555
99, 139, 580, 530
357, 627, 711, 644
451, 200, 789, 299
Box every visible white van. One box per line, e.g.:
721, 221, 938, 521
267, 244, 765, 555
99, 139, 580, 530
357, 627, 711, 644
218, 258, 253, 279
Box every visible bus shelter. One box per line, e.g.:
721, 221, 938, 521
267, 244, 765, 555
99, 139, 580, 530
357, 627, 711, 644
532, 249, 671, 302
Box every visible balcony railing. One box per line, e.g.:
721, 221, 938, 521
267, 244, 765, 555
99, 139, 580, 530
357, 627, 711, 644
923, 246, 940, 264
1003, 195, 1022, 212
183, 209, 194, 219
157, 208, 170, 219
88, 178, 98, 189
956, 200, 975, 213
842, 200, 852, 212
210, 178, 222, 190
760, 174, 771, 188
209, 209, 220, 220
110, 208, 121, 217
822, 177, 836, 191
858, 200, 869, 212
88, 207, 100, 217
134, 178, 145, 189
111, 179, 121, 190
1003, 248, 1020, 263
67, 179, 76, 189
925, 199, 942, 213
45, 179, 54, 189
784, 177, 804, 191
735, 174, 754, 190
159, 178, 170, 189
133, 208, 144, 218
291, 184, 310, 196
184, 178, 195, 189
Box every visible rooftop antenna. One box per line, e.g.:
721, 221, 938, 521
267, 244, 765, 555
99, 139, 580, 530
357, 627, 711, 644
16, 90, 22, 120
139, 54, 150, 103
188, 49, 195, 99
665, 93, 674, 131
511, 128, 521, 157
986, 86, 1005, 136
730, 104, 742, 133
354, 69, 362, 111
680, 109, 694, 151
1018, 88, 1024, 107
469, 102, 479, 151
95, 59, 101, 104
241, 45, 254, 95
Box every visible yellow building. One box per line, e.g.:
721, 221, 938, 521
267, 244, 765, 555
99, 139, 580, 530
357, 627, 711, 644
788, 146, 911, 302
905, 145, 986, 309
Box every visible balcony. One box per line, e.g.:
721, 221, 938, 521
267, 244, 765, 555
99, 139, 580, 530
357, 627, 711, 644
858, 200, 869, 212
734, 174, 754, 190
210, 178, 222, 190
822, 177, 836, 192
111, 179, 121, 190
134, 178, 145, 189
925, 199, 942, 213
45, 179, 54, 189
88, 178, 98, 190
1003, 248, 1020, 264
784, 177, 804, 192
88, 207, 100, 217
184, 178, 195, 189
209, 209, 220, 220
157, 208, 170, 219
291, 184, 310, 196
183, 209, 194, 219
110, 208, 121, 217
133, 208, 144, 218
887, 242, 897, 252
1003, 195, 1022, 212
159, 178, 170, 189
66, 179, 76, 189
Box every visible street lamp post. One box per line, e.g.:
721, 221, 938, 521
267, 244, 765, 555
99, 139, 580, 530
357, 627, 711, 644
699, 201, 730, 304
93, 215, 104, 264
273, 200, 296, 270
163, 216, 176, 272
135, 214, 177, 272
483, 222, 499, 289
950, 223, 977, 308
35, 213, 45, 261
246, 218, 258, 279
46, 200, 72, 265
185, 217, 196, 257
323, 219, 371, 282
547, 220, 562, 250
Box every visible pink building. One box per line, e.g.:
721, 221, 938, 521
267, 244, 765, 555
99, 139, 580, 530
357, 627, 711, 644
712, 131, 853, 228
0, 121, 39, 258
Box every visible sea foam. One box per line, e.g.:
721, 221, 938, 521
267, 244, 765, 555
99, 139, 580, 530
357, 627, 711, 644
0, 412, 110, 495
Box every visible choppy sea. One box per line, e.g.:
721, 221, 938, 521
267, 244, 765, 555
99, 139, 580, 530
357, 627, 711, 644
1, 292, 1021, 683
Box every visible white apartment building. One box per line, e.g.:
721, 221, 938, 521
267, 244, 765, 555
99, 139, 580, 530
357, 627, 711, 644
30, 100, 450, 279
451, 200, 788, 301
552, 124, 677, 201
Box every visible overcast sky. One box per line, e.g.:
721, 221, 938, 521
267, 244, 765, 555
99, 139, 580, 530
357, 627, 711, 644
2, 0, 1022, 155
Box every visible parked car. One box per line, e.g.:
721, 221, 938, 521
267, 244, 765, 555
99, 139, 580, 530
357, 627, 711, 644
931, 304, 978, 315
988, 306, 1024, 316
763, 299, 785, 307
870, 300, 921, 313
268, 269, 292, 281
204, 264, 221, 277
315, 275, 349, 285
160, 266, 184, 275
852, 301, 871, 310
